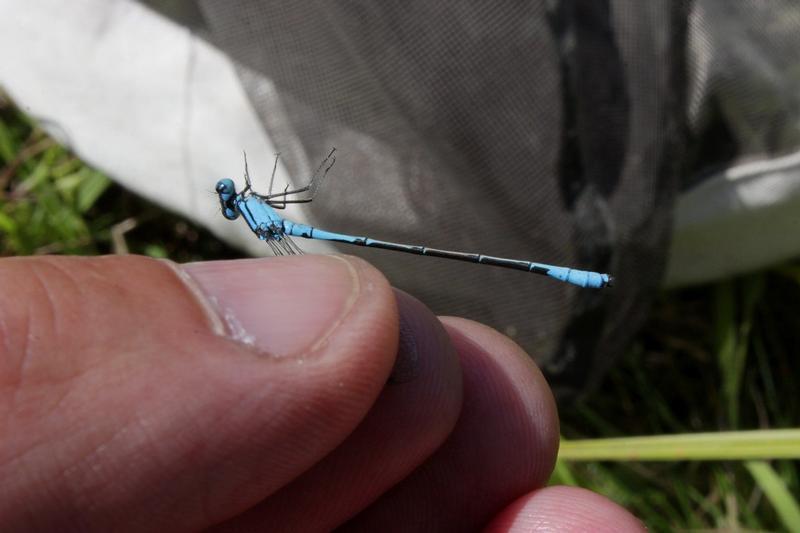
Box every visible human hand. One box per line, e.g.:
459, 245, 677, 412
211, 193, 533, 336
0, 254, 643, 532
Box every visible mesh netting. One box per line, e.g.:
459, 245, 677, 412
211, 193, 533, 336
686, 1, 800, 185
147, 1, 688, 397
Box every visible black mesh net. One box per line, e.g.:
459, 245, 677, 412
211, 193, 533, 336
141, 0, 692, 397
140, 0, 800, 394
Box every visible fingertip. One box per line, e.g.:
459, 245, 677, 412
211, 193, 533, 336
484, 486, 645, 533
386, 290, 464, 443
346, 316, 561, 531
178, 255, 403, 519
439, 316, 560, 466
0, 255, 403, 530
214, 289, 463, 532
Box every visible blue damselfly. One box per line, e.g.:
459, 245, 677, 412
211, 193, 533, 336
216, 149, 613, 289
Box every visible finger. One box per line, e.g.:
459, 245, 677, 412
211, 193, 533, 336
483, 486, 646, 533
0, 255, 398, 532
344, 317, 559, 532
214, 290, 463, 532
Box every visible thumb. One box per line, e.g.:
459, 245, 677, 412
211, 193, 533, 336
0, 254, 398, 532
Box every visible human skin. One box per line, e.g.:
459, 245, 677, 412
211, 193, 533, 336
0, 254, 644, 532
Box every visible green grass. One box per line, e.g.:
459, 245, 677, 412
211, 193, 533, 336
554, 266, 800, 531
2, 91, 798, 532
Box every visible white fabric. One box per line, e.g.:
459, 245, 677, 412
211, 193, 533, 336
665, 150, 800, 286
0, 0, 334, 256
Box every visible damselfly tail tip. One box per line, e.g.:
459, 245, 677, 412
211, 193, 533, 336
605, 275, 615, 288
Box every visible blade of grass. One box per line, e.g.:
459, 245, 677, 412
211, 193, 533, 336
559, 429, 800, 461
550, 458, 579, 486
714, 281, 738, 425
77, 169, 111, 212
745, 461, 800, 532
0, 117, 17, 162
0, 210, 15, 233
714, 470, 741, 531
714, 276, 764, 427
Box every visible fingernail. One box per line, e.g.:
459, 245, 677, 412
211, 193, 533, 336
181, 256, 359, 357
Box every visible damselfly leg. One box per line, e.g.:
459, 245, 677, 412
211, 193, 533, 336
242, 151, 253, 195
263, 147, 336, 203
267, 152, 280, 196
242, 148, 336, 209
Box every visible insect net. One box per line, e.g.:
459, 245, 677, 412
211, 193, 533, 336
142, 1, 800, 397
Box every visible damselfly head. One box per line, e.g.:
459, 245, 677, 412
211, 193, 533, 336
215, 178, 240, 220
216, 179, 235, 195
